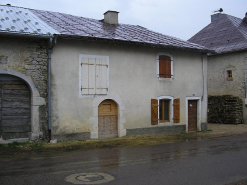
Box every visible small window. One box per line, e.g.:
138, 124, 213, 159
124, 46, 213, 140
159, 99, 170, 122
227, 70, 233, 81
156, 53, 173, 80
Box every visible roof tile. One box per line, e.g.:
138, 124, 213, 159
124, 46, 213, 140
0, 4, 210, 52
189, 13, 247, 53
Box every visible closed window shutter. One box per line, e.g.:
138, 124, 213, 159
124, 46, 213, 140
173, 98, 180, 123
151, 99, 158, 125
95, 58, 108, 94
159, 55, 171, 78
81, 58, 96, 95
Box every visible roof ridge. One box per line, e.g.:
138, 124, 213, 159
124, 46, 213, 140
226, 14, 247, 39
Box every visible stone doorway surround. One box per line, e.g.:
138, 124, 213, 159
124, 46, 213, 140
0, 69, 45, 140
90, 94, 126, 139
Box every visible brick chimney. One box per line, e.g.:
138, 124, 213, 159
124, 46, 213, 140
104, 11, 119, 24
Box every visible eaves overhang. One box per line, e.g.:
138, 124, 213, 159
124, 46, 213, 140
56, 34, 214, 54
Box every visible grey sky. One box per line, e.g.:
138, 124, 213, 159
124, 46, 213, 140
1, 0, 246, 40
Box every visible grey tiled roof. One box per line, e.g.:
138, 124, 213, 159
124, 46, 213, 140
0, 5, 59, 37
188, 13, 247, 54
0, 4, 210, 52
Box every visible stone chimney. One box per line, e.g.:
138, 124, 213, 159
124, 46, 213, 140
104, 11, 119, 24
211, 8, 223, 22
244, 12, 247, 23
211, 13, 221, 22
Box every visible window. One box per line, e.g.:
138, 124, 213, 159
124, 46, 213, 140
79, 54, 109, 95
227, 70, 233, 81
159, 99, 170, 122
151, 97, 180, 125
156, 53, 173, 79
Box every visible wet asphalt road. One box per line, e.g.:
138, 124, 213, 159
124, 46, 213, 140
1, 135, 247, 185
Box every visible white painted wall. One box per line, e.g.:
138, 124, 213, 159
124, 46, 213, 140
50, 39, 208, 137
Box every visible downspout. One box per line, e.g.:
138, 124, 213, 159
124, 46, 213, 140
47, 36, 57, 141
201, 53, 204, 101
245, 57, 247, 105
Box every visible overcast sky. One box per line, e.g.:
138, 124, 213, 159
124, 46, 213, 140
1, 0, 246, 40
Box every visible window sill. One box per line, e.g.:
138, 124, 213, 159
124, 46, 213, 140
157, 122, 173, 126
227, 78, 233, 81
80, 94, 108, 98
157, 77, 173, 81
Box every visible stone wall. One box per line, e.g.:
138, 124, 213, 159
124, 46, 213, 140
0, 36, 49, 140
208, 95, 243, 124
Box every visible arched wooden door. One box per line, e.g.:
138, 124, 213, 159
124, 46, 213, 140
98, 99, 118, 139
0, 75, 31, 139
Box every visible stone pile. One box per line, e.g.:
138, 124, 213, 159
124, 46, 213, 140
208, 95, 243, 124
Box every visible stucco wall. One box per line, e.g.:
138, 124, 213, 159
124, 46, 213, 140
0, 36, 48, 140
208, 51, 247, 123
51, 39, 207, 137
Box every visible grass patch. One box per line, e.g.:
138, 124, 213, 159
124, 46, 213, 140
0, 130, 227, 154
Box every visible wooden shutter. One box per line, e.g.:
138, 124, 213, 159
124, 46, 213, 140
173, 98, 180, 123
81, 58, 96, 95
151, 99, 158, 125
95, 58, 108, 94
159, 55, 171, 78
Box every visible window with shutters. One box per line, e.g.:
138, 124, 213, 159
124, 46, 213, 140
79, 54, 109, 96
151, 96, 180, 125
156, 53, 173, 80
159, 99, 170, 123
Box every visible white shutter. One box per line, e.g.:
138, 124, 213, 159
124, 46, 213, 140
95, 58, 108, 94
81, 58, 96, 95
88, 58, 96, 94
81, 57, 89, 95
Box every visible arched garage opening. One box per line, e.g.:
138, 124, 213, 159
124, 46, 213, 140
0, 74, 31, 140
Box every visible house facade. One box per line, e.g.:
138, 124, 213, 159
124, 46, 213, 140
0, 4, 210, 141
188, 11, 247, 124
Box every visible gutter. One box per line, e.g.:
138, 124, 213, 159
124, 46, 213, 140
47, 36, 57, 141
0, 32, 53, 39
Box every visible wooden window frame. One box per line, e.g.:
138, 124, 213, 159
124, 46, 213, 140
157, 96, 173, 124
156, 53, 173, 80
159, 99, 170, 123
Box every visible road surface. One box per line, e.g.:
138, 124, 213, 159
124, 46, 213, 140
1, 135, 247, 185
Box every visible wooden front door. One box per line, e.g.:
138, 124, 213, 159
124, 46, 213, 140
98, 99, 118, 139
0, 76, 31, 140
188, 100, 197, 132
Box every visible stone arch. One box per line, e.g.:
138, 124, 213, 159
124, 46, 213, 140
90, 94, 126, 139
0, 69, 45, 140
98, 99, 118, 139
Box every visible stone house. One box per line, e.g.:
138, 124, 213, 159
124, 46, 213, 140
188, 11, 247, 124
0, 4, 211, 141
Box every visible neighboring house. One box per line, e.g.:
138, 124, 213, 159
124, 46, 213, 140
188, 11, 247, 124
0, 4, 211, 141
